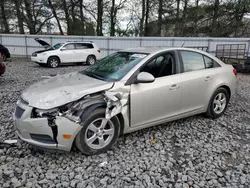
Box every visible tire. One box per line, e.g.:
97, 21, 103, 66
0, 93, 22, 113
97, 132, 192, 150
75, 108, 120, 155
205, 88, 229, 119
47, 56, 60, 68
86, 55, 96, 65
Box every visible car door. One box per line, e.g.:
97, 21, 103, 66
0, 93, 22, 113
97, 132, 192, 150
75, 43, 89, 62
59, 43, 77, 63
178, 50, 216, 114
130, 51, 182, 128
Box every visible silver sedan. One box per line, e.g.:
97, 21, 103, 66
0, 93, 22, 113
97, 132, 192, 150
14, 47, 237, 155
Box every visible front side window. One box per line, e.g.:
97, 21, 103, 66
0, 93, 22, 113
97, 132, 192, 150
140, 52, 176, 78
180, 51, 205, 72
82, 52, 148, 81
64, 44, 75, 50
53, 43, 63, 49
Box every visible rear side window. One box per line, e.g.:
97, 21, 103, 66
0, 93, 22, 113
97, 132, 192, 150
204, 56, 221, 68
180, 51, 205, 72
86, 43, 94, 48
75, 43, 94, 49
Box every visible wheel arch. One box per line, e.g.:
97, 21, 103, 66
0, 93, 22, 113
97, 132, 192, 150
73, 104, 123, 154
218, 85, 231, 99
86, 54, 96, 60
78, 103, 125, 136
47, 55, 61, 63
206, 84, 231, 112
212, 84, 231, 100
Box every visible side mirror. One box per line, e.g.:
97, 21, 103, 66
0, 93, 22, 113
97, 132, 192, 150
60, 47, 66, 51
135, 72, 155, 84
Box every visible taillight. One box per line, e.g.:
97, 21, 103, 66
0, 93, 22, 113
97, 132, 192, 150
97, 50, 100, 53
233, 68, 237, 76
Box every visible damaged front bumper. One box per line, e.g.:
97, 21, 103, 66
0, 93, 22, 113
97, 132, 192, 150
13, 100, 82, 151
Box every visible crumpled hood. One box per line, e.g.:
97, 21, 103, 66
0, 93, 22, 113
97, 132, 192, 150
22, 72, 114, 109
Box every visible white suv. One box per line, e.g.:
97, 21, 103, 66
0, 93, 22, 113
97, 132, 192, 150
31, 38, 101, 68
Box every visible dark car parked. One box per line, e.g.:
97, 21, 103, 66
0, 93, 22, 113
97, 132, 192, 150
0, 44, 10, 61
0, 56, 6, 76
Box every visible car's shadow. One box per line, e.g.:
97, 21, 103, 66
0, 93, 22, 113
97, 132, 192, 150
31, 63, 89, 69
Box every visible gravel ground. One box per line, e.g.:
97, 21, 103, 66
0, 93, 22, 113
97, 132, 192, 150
0, 58, 250, 188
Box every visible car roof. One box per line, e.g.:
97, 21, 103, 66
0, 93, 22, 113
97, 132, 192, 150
65, 41, 93, 44
120, 46, 211, 55
119, 47, 166, 54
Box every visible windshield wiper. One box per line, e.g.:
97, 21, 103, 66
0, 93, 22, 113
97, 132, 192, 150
83, 70, 104, 80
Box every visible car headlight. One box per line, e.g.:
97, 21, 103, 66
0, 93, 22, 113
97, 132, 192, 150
34, 108, 59, 118
32, 103, 74, 118
32, 53, 37, 57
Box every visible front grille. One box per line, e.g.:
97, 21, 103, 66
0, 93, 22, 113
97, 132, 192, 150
20, 97, 29, 106
30, 134, 56, 144
15, 106, 25, 118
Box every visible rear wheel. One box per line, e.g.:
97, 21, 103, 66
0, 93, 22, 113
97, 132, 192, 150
75, 108, 120, 155
86, 55, 96, 65
47, 56, 60, 68
206, 88, 229, 119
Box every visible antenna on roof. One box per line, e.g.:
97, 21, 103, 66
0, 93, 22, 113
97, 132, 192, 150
181, 41, 185, 47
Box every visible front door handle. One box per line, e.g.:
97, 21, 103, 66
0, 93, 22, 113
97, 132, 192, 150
205, 76, 212, 81
169, 84, 180, 90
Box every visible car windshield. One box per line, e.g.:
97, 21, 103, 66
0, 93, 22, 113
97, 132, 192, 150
82, 52, 148, 81
53, 43, 63, 49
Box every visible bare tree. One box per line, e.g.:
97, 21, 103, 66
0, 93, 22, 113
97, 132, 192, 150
13, 0, 24, 34
0, 0, 10, 33
156, 0, 163, 36
181, 0, 188, 35
23, 0, 35, 33
144, 0, 150, 36
97, 0, 103, 36
79, 0, 85, 34
211, 0, 219, 36
62, 0, 72, 34
109, 0, 127, 36
47, 0, 63, 35
174, 0, 180, 36
193, 0, 199, 36
139, 0, 145, 36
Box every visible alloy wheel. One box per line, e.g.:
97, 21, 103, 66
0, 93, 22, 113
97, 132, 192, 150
84, 118, 114, 150
50, 58, 59, 68
88, 57, 95, 65
213, 93, 227, 114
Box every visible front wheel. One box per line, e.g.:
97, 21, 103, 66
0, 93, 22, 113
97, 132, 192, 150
75, 108, 120, 155
205, 88, 229, 119
47, 56, 60, 68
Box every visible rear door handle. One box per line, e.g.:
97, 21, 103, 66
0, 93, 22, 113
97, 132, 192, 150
169, 84, 180, 90
205, 76, 212, 81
